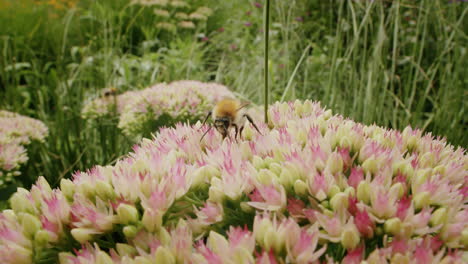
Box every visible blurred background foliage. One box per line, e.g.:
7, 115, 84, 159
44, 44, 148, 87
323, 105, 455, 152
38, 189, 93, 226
0, 0, 466, 190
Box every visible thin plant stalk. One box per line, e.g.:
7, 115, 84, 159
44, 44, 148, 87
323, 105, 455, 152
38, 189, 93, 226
264, 0, 270, 123
280, 44, 311, 102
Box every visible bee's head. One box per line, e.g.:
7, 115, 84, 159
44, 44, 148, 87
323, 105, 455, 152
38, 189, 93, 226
214, 117, 230, 138
103, 87, 117, 97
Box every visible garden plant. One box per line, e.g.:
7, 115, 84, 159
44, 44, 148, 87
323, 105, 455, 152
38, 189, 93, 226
0, 0, 466, 263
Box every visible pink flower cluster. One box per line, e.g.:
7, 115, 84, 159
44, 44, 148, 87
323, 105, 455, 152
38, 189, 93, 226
2, 100, 467, 263
0, 111, 48, 186
82, 81, 234, 137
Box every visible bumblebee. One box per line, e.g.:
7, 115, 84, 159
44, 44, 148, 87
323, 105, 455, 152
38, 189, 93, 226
102, 87, 118, 97
200, 98, 261, 141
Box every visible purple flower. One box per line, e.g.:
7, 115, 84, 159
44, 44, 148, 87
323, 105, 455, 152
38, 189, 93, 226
254, 2, 262, 8
244, 22, 252, 27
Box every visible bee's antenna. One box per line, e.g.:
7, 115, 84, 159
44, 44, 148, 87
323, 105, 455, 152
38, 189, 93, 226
200, 126, 212, 142
199, 111, 212, 131
244, 114, 262, 135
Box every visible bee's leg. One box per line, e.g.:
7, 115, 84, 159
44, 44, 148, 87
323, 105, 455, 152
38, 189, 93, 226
199, 125, 212, 142
233, 124, 239, 142
199, 111, 212, 130
244, 114, 262, 135
239, 126, 244, 139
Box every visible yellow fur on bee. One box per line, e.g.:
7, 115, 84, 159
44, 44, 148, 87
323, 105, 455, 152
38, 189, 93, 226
213, 98, 241, 119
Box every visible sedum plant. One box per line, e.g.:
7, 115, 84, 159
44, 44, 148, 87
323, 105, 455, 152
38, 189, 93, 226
82, 80, 235, 138
2, 100, 467, 263
0, 111, 48, 187
130, 0, 213, 33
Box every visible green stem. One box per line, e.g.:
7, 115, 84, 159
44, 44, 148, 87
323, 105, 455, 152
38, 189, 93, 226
264, 0, 270, 123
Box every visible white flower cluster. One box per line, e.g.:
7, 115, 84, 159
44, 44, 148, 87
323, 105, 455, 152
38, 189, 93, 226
82, 81, 235, 138
0, 111, 48, 186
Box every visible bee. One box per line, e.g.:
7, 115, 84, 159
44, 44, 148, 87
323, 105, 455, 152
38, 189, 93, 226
102, 87, 118, 97
199, 98, 262, 141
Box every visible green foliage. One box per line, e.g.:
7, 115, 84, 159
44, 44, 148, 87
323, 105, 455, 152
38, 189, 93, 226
0, 0, 466, 191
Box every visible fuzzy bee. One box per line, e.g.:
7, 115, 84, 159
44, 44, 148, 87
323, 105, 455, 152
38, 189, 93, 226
200, 98, 262, 141
102, 87, 118, 97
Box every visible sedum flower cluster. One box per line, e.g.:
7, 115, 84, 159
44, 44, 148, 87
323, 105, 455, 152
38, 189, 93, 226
0, 111, 48, 186
130, 0, 213, 32
82, 81, 234, 138
3, 100, 467, 263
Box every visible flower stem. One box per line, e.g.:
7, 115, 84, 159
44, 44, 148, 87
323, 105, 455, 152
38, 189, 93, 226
264, 0, 270, 124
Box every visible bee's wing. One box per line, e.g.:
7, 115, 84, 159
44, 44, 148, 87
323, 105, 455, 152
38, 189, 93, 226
236, 102, 250, 112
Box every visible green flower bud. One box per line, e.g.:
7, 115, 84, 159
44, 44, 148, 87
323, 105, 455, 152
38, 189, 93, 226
414, 169, 431, 187
326, 153, 344, 175
391, 253, 410, 264
96, 251, 114, 264
141, 209, 162, 233
96, 180, 115, 200
390, 183, 405, 199
123, 225, 138, 239
330, 192, 348, 211
158, 227, 171, 247
357, 181, 371, 204
419, 152, 435, 168
302, 100, 313, 114
344, 187, 355, 197
134, 257, 152, 264
207, 231, 229, 254
78, 181, 95, 200
59, 253, 75, 264
10, 188, 35, 214
116, 243, 137, 257
294, 100, 304, 116
257, 169, 276, 185
240, 202, 254, 213
430, 208, 448, 227
255, 218, 273, 245
362, 158, 378, 175
263, 229, 281, 252
34, 230, 50, 246
339, 136, 352, 150
208, 185, 224, 203
384, 218, 402, 235
60, 179, 75, 199
71, 228, 95, 244
2, 209, 17, 222
154, 246, 175, 264
293, 180, 308, 196
461, 228, 468, 247
413, 191, 431, 210
117, 204, 139, 224
239, 142, 253, 160
341, 224, 360, 249
328, 185, 341, 198
433, 165, 446, 176
243, 125, 254, 140
232, 247, 255, 263
269, 163, 282, 176
20, 213, 41, 237
400, 222, 414, 239
252, 155, 265, 169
